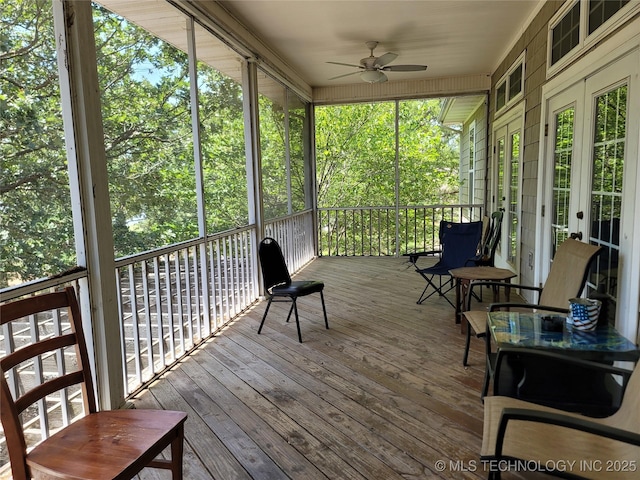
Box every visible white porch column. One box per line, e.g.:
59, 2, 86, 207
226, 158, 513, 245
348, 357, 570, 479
243, 60, 264, 295
53, 0, 124, 409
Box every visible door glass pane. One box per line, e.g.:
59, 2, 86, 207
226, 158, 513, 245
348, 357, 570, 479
497, 138, 505, 207
552, 107, 575, 255
508, 132, 520, 264
496, 137, 505, 255
589, 84, 626, 315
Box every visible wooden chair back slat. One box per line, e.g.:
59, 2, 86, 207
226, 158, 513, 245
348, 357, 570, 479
14, 371, 86, 414
0, 333, 77, 372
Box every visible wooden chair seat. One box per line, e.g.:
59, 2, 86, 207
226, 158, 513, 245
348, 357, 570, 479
482, 360, 640, 479
0, 287, 188, 480
462, 309, 488, 366
25, 409, 187, 479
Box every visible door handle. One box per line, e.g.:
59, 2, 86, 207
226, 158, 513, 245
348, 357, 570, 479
570, 232, 583, 240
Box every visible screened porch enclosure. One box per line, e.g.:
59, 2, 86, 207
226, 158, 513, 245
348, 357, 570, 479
4, 0, 640, 478
0, 206, 490, 474
1, 1, 483, 456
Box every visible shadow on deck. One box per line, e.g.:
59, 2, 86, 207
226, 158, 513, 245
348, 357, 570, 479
133, 256, 520, 480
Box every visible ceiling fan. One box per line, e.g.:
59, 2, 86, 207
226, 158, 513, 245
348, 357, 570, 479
327, 41, 427, 83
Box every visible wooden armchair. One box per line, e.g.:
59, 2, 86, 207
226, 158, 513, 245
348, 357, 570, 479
1, 287, 188, 479
482, 354, 640, 479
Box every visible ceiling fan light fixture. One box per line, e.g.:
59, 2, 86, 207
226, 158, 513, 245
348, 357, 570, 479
361, 70, 385, 83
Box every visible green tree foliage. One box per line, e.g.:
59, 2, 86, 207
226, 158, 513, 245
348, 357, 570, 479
259, 82, 288, 220
1, 2, 251, 287
288, 94, 308, 212
315, 102, 395, 207
94, 5, 198, 253
198, 60, 248, 232
398, 99, 461, 205
2, 1, 464, 286
314, 99, 462, 255
315, 99, 460, 208
1, 0, 74, 286
95, 5, 251, 249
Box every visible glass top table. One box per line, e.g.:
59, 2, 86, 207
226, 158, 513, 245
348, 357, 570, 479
486, 311, 639, 415
488, 311, 640, 361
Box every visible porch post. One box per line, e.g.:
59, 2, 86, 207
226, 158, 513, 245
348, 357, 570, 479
394, 100, 401, 256
307, 102, 319, 256
53, 0, 124, 409
186, 18, 212, 336
243, 60, 264, 296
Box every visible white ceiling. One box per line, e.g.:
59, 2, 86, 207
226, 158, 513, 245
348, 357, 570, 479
218, 0, 543, 87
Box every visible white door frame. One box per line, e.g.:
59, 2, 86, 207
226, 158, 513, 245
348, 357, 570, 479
491, 102, 525, 275
536, 28, 640, 342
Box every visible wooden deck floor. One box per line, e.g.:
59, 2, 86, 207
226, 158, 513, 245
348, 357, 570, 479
132, 256, 529, 480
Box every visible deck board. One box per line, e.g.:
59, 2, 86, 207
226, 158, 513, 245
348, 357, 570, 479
133, 256, 527, 479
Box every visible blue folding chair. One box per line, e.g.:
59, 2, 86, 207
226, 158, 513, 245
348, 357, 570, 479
408, 220, 483, 307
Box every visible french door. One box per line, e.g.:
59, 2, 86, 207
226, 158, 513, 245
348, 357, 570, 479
492, 106, 523, 275
542, 51, 639, 340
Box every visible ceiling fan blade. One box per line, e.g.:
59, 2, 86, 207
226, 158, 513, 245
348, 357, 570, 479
376, 72, 388, 83
328, 71, 362, 81
326, 61, 363, 69
375, 52, 398, 67
382, 64, 428, 72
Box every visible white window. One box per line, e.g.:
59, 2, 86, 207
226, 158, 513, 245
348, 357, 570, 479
547, 0, 639, 77
495, 52, 525, 115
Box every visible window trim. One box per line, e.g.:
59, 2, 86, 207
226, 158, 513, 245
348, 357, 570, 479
547, 0, 640, 79
495, 51, 526, 117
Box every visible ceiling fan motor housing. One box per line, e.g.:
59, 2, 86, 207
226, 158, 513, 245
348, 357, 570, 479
360, 56, 378, 69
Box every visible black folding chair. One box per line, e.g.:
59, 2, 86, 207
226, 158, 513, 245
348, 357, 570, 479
466, 210, 504, 267
257, 237, 329, 342
408, 220, 483, 307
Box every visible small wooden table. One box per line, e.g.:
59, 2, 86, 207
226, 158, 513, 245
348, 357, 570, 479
449, 266, 516, 329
